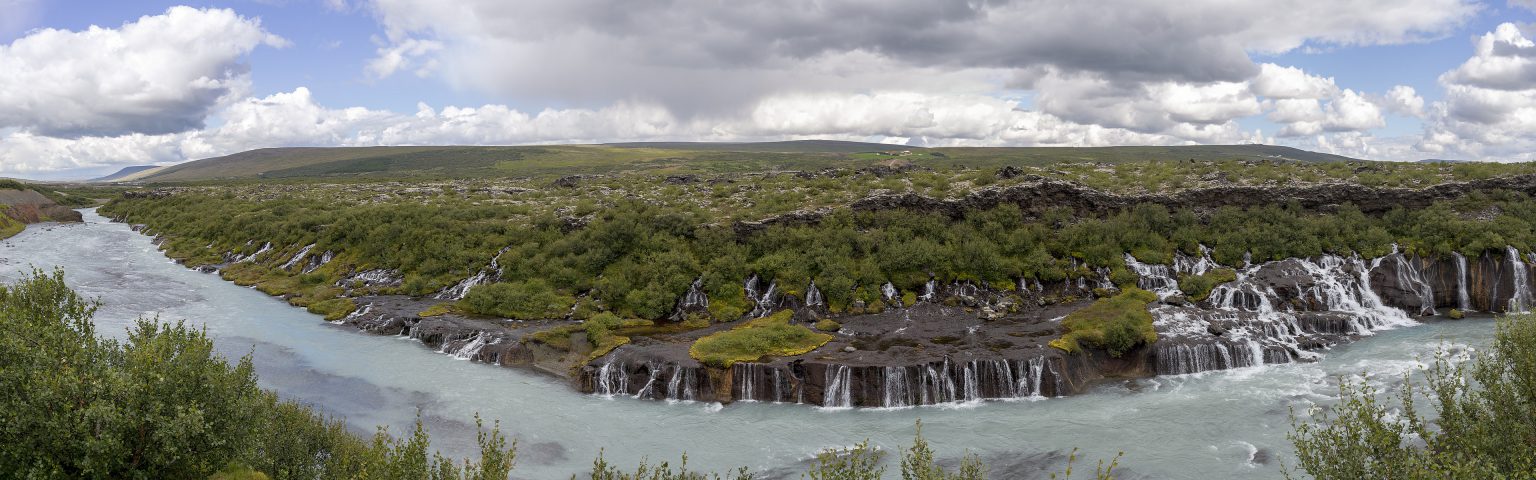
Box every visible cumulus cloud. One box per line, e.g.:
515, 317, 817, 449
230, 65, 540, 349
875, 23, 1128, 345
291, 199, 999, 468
0, 6, 285, 138
0, 87, 1273, 177
1381, 85, 1427, 117
1418, 23, 1536, 161
1252, 63, 1339, 99
364, 0, 1476, 114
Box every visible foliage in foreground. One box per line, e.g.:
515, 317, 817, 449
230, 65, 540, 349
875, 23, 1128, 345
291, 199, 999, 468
1050, 288, 1159, 357
1288, 314, 1536, 479
0, 270, 1120, 479
0, 269, 515, 480
688, 310, 834, 367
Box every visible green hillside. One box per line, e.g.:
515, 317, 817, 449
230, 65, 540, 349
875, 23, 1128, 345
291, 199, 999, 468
135, 143, 1367, 183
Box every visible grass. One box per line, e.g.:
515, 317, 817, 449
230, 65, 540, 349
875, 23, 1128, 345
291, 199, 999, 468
0, 215, 24, 240
689, 311, 834, 368
1050, 288, 1158, 357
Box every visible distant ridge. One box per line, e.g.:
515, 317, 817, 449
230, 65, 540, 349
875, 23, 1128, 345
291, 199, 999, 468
90, 165, 161, 182
132, 142, 1368, 183
603, 139, 912, 153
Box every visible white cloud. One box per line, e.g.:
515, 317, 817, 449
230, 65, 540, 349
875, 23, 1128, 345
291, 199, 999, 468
1381, 85, 1427, 117
1418, 23, 1536, 161
363, 0, 1476, 115
0, 6, 285, 138
1252, 63, 1339, 99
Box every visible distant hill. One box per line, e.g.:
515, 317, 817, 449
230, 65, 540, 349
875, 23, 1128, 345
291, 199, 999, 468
604, 139, 912, 153
132, 142, 1367, 183
90, 165, 161, 182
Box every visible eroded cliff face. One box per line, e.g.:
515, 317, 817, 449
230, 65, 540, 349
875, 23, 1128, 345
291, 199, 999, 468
0, 189, 83, 225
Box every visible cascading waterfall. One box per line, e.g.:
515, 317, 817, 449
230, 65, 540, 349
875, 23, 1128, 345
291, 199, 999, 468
1389, 250, 1436, 315
1508, 246, 1531, 313
447, 332, 491, 360
237, 242, 272, 263
671, 277, 709, 320
805, 281, 824, 307
595, 361, 630, 397
746, 276, 779, 317
436, 245, 513, 300
1125, 253, 1181, 300
280, 244, 316, 271
1154, 254, 1417, 375
1454, 252, 1472, 311
666, 366, 697, 401
882, 282, 898, 302
918, 280, 937, 302
824, 365, 852, 408
302, 250, 335, 274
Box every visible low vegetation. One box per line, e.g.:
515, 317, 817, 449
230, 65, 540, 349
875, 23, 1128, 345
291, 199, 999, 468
0, 214, 22, 240
689, 311, 834, 367
1288, 314, 1536, 478
1050, 288, 1159, 357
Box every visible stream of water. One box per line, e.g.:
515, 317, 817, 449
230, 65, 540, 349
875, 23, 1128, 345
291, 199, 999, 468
0, 209, 1498, 479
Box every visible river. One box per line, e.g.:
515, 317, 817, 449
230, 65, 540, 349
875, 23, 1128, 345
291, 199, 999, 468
0, 209, 1498, 479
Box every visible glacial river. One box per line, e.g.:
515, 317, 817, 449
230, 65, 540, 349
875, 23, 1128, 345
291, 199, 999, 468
1, 209, 1498, 479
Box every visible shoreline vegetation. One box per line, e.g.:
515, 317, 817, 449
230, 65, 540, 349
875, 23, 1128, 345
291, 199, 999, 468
5, 269, 1534, 478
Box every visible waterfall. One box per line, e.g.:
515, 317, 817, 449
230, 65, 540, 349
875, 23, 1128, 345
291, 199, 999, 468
595, 362, 629, 397
1508, 246, 1530, 313
436, 245, 513, 300
1453, 252, 1472, 311
671, 277, 709, 320
302, 250, 335, 274
882, 282, 898, 301
448, 332, 490, 360
746, 276, 779, 317
634, 364, 665, 400
237, 242, 271, 263
1153, 254, 1418, 375
805, 281, 824, 307
280, 244, 316, 271
883, 366, 912, 407
666, 366, 697, 401
1125, 253, 1180, 300
919, 280, 937, 302
1389, 251, 1436, 315
824, 365, 852, 408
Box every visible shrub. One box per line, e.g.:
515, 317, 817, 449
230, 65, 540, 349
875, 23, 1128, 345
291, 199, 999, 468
460, 280, 575, 319
689, 311, 833, 367
1052, 288, 1158, 357
1289, 314, 1536, 478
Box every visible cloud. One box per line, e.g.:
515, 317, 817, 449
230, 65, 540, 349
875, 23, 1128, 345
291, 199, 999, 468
1252, 63, 1339, 99
0, 6, 285, 138
1381, 85, 1427, 117
1418, 23, 1536, 161
363, 0, 1477, 115
0, 87, 1273, 177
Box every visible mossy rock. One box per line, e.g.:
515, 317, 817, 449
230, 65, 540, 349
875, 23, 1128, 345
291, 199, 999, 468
1448, 308, 1466, 320
814, 319, 841, 332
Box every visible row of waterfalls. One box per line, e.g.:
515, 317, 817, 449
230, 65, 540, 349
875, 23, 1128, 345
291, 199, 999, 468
581, 355, 1070, 408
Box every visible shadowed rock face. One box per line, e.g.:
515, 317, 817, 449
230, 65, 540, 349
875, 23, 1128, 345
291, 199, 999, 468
736, 174, 1536, 235
0, 189, 83, 223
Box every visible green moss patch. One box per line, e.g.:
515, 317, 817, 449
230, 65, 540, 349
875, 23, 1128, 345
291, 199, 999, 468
689, 311, 833, 368
1050, 287, 1158, 357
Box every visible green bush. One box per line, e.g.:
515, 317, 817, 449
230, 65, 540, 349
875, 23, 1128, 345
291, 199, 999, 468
1290, 314, 1536, 478
460, 280, 575, 319
1051, 288, 1158, 357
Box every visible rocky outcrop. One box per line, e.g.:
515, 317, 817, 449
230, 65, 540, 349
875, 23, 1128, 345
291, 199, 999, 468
735, 174, 1536, 234
0, 188, 82, 225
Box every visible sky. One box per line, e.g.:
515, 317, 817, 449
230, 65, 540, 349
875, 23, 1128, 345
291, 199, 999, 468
2, 1, 1536, 180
